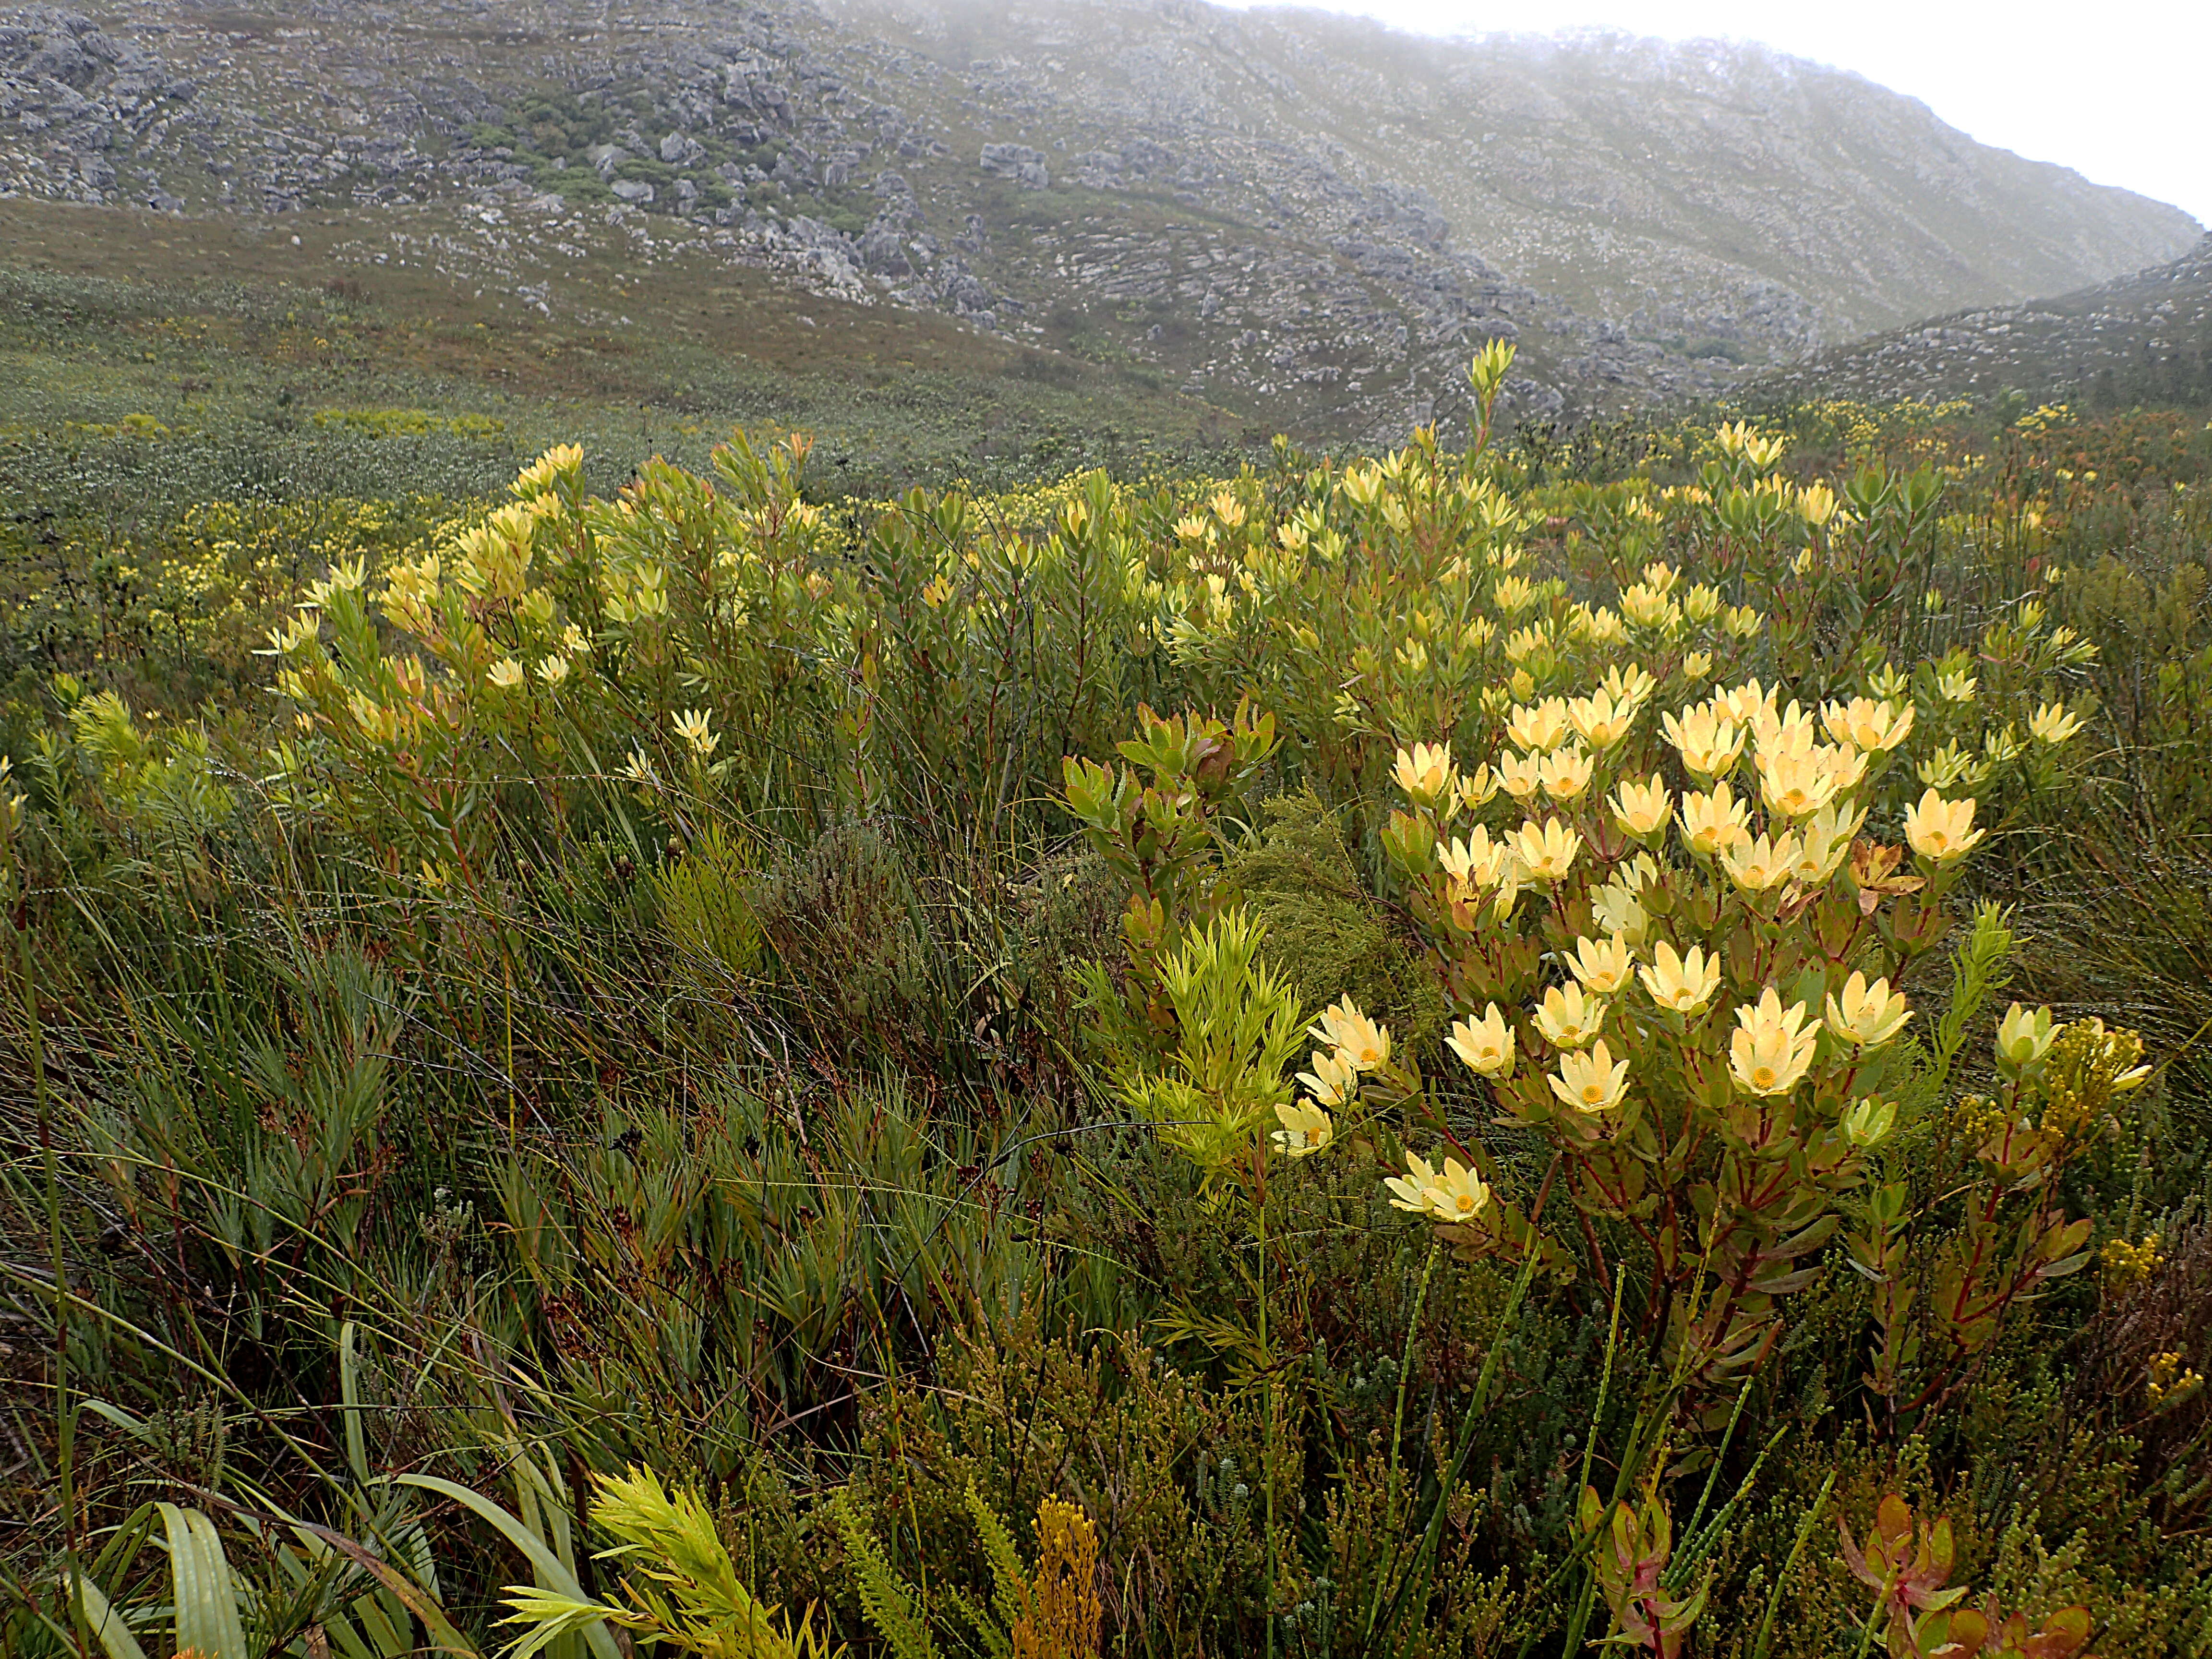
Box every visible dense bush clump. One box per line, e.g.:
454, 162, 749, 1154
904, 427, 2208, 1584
5, 373, 2212, 1658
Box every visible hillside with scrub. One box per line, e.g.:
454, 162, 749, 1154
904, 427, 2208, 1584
5, 357, 2212, 1657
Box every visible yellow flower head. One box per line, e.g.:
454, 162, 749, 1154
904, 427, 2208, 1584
1680, 781, 1751, 857
1393, 741, 1459, 809
1533, 981, 1609, 1049
1756, 749, 1842, 820
1507, 697, 1572, 754
1496, 750, 1544, 801
2028, 701, 2082, 744
512, 443, 584, 498
1823, 696, 1915, 754
1995, 1002, 2057, 1074
1592, 879, 1649, 947
1722, 830, 1803, 893
1539, 745, 1596, 803
1796, 481, 1842, 527
1440, 824, 1513, 890
1611, 774, 1672, 838
1425, 1157, 1492, 1222
1550, 1039, 1630, 1114
1568, 687, 1638, 751
1271, 1099, 1334, 1158
1786, 812, 1856, 887
1712, 679, 1778, 728
1662, 703, 1746, 781
1602, 663, 1657, 709
1459, 767, 1500, 813
1312, 998, 1391, 1071
1512, 817, 1582, 883
1296, 1046, 1359, 1109
673, 708, 720, 758
1639, 940, 1721, 1014
1492, 575, 1538, 614
1936, 669, 1978, 704
1729, 987, 1819, 1096
1447, 1004, 1516, 1078
1824, 972, 1911, 1048
537, 655, 571, 686
1567, 934, 1635, 996
1384, 1152, 1443, 1213
1903, 788, 1984, 864
1682, 649, 1714, 681
487, 657, 525, 688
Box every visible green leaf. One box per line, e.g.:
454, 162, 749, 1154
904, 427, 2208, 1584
65, 1573, 148, 1659
159, 1503, 249, 1659
394, 1476, 619, 1659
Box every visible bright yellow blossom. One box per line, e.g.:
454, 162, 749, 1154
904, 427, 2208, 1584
1824, 973, 1912, 1048
1995, 1002, 2057, 1074
1568, 688, 1638, 751
1639, 941, 1720, 1014
1533, 981, 1609, 1049
1756, 749, 1841, 819
1384, 1152, 1445, 1213
1447, 1005, 1516, 1077
2028, 702, 2083, 744
1611, 775, 1672, 838
1539, 745, 1596, 803
1312, 998, 1391, 1070
1393, 742, 1458, 809
1680, 781, 1751, 856
487, 657, 525, 688
673, 708, 719, 758
1507, 697, 1572, 753
1550, 1039, 1630, 1114
1424, 1158, 1492, 1222
1903, 788, 1984, 863
1512, 817, 1582, 883
1296, 1047, 1359, 1109
1723, 831, 1803, 894
1729, 988, 1820, 1096
1496, 750, 1543, 800
1440, 825, 1513, 890
1823, 697, 1915, 753
1271, 1099, 1334, 1158
1662, 704, 1746, 780
1566, 934, 1636, 996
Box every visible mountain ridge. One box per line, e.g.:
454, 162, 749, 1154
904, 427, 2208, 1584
1748, 232, 2212, 410
0, 0, 2200, 441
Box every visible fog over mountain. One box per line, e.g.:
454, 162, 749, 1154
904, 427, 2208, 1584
2, 0, 2200, 435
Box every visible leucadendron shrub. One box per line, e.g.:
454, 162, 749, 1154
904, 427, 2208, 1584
1057, 380, 2151, 1652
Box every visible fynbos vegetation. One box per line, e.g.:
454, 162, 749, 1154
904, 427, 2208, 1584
5, 355, 2212, 1657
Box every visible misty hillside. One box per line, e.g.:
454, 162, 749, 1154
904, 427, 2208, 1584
1751, 233, 2212, 410
0, 0, 2200, 440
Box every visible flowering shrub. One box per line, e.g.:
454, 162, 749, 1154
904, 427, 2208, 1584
10, 379, 2211, 1659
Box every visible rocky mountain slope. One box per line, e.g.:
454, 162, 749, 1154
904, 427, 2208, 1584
0, 0, 2200, 441
1749, 235, 2212, 410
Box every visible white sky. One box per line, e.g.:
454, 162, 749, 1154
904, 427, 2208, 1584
1221, 0, 2212, 229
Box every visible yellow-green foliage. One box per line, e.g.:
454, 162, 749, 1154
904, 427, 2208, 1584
314, 406, 510, 439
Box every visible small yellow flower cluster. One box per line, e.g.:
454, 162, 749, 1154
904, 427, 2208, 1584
2147, 1350, 2202, 1407
2101, 1233, 2164, 1291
